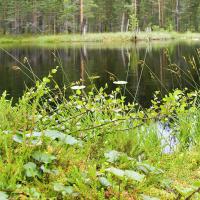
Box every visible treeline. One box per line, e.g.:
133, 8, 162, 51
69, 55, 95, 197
0, 0, 200, 35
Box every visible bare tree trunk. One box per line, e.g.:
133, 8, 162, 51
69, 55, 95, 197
98, 23, 101, 32
161, 0, 164, 27
14, 9, 19, 34
64, 21, 68, 33
121, 12, 125, 32
158, 0, 164, 28
2, 1, 7, 34
158, 0, 161, 27
133, 0, 137, 16
82, 18, 87, 35
42, 16, 46, 33
32, 12, 37, 33
53, 17, 56, 34
80, 0, 84, 34
175, 0, 180, 32
126, 19, 129, 32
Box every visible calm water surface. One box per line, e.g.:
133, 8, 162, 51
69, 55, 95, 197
1, 40, 200, 106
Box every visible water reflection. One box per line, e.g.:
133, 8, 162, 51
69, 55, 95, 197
157, 122, 178, 154
0, 40, 200, 106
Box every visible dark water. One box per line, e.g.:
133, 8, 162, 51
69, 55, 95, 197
1, 40, 200, 106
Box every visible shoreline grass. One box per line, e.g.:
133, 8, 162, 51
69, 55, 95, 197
1, 31, 200, 44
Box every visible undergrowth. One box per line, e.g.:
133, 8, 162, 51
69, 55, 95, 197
0, 69, 200, 199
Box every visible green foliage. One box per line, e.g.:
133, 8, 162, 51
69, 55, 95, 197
24, 162, 39, 178
0, 0, 200, 34
53, 183, 74, 196
32, 151, 56, 164
0, 72, 199, 199
129, 14, 138, 32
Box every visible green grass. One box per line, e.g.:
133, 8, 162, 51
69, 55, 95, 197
0, 68, 200, 199
1, 31, 200, 44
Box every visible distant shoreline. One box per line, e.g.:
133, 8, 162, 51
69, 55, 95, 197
0, 32, 200, 44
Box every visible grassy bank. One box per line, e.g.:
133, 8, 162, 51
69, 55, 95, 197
0, 69, 200, 199
1, 31, 200, 44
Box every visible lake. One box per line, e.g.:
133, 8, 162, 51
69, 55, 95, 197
0, 40, 200, 107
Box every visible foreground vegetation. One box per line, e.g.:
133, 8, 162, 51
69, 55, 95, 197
1, 32, 200, 44
0, 69, 200, 199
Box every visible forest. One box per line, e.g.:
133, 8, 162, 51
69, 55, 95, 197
0, 0, 200, 34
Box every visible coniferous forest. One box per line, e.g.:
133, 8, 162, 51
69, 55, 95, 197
0, 0, 200, 34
